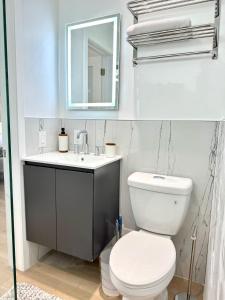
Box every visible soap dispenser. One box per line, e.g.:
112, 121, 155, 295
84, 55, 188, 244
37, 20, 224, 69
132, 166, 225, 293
58, 128, 69, 153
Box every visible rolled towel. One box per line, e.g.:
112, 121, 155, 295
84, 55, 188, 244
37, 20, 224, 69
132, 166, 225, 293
127, 17, 191, 36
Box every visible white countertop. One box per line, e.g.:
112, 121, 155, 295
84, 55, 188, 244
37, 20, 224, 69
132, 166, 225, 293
23, 151, 122, 170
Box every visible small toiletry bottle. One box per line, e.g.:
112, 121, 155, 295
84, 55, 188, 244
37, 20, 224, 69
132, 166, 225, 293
58, 128, 69, 153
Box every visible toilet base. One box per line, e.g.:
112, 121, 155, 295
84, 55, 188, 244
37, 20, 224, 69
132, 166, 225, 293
122, 289, 168, 300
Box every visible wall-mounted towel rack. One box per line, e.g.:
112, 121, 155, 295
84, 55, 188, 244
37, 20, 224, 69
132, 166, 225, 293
127, 0, 220, 64
128, 24, 215, 46
128, 0, 216, 17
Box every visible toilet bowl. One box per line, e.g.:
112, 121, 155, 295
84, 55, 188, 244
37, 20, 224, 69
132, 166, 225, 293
110, 231, 176, 300
109, 172, 193, 300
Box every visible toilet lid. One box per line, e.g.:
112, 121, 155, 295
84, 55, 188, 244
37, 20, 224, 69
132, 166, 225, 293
110, 231, 176, 287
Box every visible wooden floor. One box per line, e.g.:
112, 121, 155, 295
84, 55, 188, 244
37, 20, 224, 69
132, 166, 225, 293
0, 181, 203, 300
17, 251, 204, 300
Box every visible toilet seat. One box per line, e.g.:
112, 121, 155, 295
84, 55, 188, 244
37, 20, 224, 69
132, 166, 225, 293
110, 231, 176, 298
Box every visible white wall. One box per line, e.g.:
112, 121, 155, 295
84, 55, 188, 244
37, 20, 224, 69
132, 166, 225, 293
5, 0, 59, 272
22, 0, 58, 118
14, 0, 225, 120
86, 23, 114, 54
71, 30, 86, 101
58, 0, 225, 121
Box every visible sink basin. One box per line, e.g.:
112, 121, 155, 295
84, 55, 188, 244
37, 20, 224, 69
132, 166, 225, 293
23, 151, 122, 170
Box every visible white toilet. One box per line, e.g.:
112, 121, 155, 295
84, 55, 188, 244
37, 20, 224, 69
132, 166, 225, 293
110, 172, 193, 300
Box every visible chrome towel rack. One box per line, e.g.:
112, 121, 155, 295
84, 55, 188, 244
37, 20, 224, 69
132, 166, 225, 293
127, 0, 221, 65
128, 0, 216, 16
128, 24, 215, 46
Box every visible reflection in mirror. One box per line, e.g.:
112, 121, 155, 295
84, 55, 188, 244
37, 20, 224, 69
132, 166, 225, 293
67, 15, 120, 110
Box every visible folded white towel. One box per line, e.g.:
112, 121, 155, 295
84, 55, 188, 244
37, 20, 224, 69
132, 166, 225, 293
127, 17, 192, 36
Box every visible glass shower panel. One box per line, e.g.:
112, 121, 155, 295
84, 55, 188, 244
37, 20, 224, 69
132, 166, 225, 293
0, 0, 17, 298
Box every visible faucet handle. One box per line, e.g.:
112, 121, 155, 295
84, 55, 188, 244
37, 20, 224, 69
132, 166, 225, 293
95, 146, 105, 156
95, 146, 101, 156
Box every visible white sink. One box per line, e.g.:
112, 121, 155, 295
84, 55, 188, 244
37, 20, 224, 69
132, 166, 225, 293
23, 151, 122, 170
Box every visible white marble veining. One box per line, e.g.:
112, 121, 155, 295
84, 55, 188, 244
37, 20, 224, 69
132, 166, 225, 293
24, 118, 220, 284
205, 122, 225, 300
23, 151, 121, 170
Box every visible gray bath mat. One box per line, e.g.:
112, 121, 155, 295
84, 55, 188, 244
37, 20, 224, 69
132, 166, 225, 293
0, 283, 62, 300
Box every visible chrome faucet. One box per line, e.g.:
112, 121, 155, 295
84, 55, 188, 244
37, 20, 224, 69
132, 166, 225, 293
77, 130, 89, 154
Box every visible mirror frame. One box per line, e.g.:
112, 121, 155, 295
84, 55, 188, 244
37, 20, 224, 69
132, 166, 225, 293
66, 14, 121, 111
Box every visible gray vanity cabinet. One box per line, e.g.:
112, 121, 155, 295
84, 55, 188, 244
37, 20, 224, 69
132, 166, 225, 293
56, 170, 93, 261
24, 161, 120, 261
24, 165, 56, 249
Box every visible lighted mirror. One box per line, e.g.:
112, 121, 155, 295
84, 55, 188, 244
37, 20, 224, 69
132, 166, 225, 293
67, 14, 120, 110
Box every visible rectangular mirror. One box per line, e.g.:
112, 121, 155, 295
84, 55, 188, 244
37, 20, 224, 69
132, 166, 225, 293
67, 14, 120, 110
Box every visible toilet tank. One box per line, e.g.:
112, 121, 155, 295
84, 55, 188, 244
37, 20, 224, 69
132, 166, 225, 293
128, 172, 193, 236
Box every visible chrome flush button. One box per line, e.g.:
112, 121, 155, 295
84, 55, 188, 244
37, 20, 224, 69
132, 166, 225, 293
153, 175, 166, 180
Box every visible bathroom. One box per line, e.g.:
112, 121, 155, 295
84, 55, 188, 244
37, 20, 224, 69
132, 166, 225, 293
0, 0, 224, 299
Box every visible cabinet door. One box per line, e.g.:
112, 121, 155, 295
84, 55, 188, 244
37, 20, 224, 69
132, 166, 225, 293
93, 161, 120, 259
56, 169, 94, 261
24, 165, 56, 249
